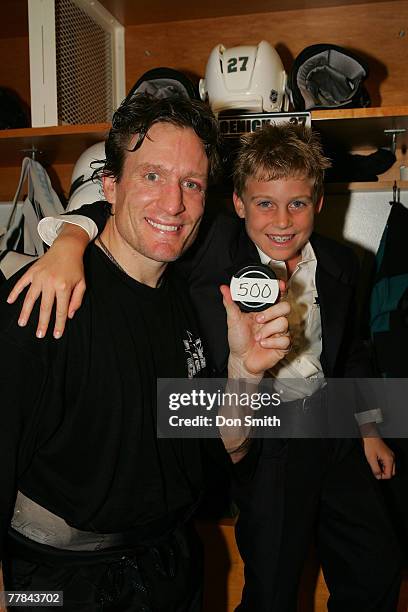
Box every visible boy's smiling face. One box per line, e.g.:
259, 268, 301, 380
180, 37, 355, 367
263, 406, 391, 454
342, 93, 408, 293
233, 175, 324, 275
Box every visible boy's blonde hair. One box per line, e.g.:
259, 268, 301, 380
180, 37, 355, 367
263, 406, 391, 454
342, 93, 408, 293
233, 123, 331, 203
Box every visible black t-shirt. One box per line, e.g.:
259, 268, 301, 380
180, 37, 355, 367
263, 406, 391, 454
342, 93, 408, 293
0, 245, 219, 553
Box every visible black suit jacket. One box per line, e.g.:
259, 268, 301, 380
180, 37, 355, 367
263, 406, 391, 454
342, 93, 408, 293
177, 211, 373, 380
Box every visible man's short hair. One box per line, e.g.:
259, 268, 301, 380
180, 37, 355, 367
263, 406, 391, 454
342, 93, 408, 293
233, 123, 331, 203
103, 93, 221, 184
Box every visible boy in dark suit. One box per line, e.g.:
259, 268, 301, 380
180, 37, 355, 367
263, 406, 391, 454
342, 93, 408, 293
7, 123, 401, 611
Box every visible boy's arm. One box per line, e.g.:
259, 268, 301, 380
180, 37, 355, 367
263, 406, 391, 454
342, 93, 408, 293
341, 251, 395, 479
220, 283, 290, 463
38, 201, 110, 246
361, 425, 396, 479
6, 202, 109, 339
0, 291, 47, 586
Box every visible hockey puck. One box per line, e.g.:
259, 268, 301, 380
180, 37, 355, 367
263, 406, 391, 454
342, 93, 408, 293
230, 264, 279, 312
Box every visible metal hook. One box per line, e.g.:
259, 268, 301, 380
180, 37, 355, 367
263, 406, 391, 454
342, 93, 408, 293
391, 180, 400, 205
20, 147, 42, 160
384, 129, 406, 154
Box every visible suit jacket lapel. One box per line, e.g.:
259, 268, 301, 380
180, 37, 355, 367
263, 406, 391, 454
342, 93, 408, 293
311, 234, 354, 376
225, 220, 261, 278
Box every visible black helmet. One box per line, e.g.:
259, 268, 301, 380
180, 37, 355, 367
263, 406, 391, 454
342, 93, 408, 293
288, 44, 371, 111
127, 67, 199, 101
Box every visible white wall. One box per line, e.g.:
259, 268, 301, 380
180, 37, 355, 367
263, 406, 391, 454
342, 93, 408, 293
315, 190, 408, 256
315, 189, 408, 322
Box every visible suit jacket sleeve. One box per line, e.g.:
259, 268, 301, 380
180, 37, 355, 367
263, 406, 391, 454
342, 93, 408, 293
338, 250, 374, 378
64, 201, 111, 235
37, 201, 111, 246
335, 249, 381, 423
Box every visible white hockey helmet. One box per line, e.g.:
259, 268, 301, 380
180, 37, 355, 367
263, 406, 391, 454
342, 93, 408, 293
199, 41, 288, 115
68, 142, 106, 211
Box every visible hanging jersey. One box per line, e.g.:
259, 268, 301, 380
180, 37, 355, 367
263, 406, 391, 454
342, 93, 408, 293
370, 201, 408, 376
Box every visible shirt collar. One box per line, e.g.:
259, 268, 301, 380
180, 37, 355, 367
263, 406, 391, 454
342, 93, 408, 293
256, 241, 317, 274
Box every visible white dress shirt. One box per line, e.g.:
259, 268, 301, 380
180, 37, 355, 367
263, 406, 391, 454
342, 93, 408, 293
256, 241, 325, 401
38, 215, 98, 247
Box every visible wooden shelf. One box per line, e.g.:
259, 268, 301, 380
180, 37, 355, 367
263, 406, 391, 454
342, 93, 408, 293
312, 106, 408, 150
312, 106, 408, 121
0, 124, 111, 199
1, 106, 407, 166
96, 0, 404, 26
325, 180, 408, 193
0, 124, 110, 167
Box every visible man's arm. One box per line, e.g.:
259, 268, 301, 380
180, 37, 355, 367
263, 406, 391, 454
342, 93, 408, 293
0, 348, 43, 604
0, 260, 53, 599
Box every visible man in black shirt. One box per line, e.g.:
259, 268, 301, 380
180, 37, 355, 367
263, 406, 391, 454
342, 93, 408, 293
0, 94, 290, 611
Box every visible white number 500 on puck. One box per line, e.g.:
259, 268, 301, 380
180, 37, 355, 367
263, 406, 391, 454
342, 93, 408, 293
230, 264, 279, 312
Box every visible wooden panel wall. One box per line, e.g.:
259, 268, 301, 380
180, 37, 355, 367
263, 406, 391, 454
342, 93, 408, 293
0, 164, 72, 204
0, 32, 30, 197
124, 1, 408, 108
99, 0, 404, 27
0, 36, 30, 112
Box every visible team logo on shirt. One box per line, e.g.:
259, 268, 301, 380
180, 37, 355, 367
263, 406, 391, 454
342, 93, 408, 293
183, 331, 206, 378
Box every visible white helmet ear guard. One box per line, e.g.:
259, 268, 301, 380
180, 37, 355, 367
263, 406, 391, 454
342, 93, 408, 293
68, 142, 106, 211
199, 41, 289, 115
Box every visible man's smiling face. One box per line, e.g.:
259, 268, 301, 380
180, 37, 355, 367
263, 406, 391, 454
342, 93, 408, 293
103, 122, 209, 266
233, 174, 323, 274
